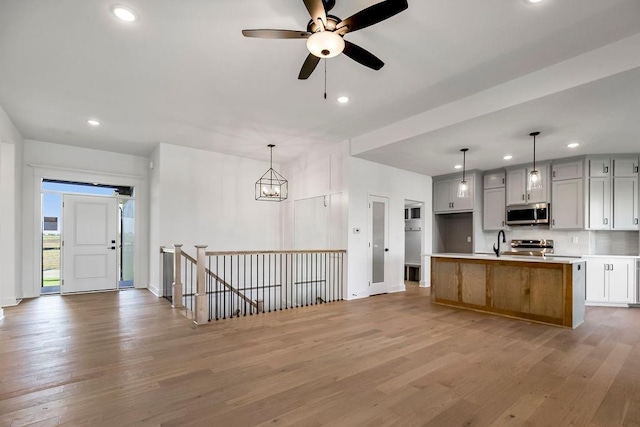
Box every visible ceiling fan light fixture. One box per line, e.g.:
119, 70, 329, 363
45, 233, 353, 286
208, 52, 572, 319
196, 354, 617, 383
306, 31, 345, 59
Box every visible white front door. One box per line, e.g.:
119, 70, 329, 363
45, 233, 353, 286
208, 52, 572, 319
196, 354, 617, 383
62, 194, 118, 293
369, 195, 389, 294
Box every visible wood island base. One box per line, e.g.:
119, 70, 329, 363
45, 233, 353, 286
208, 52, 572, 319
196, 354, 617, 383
431, 255, 586, 329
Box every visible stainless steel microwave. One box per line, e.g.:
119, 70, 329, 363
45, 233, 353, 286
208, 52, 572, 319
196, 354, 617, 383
506, 203, 550, 226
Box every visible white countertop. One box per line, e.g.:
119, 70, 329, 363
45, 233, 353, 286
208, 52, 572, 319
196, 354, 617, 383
432, 253, 584, 264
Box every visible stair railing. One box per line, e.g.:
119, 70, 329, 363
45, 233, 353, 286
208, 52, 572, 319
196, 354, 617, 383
161, 245, 346, 324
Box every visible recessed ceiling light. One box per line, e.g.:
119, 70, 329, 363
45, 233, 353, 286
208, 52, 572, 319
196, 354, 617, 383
87, 119, 101, 126
112, 5, 137, 22
503, 155, 513, 160
454, 164, 462, 169
567, 142, 580, 148
528, 0, 544, 3
337, 96, 349, 104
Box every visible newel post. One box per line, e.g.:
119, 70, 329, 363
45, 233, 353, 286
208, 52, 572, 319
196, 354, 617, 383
195, 245, 209, 324
172, 244, 183, 308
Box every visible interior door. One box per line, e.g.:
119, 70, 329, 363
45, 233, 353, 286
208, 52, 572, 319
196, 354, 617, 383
369, 195, 389, 294
62, 194, 118, 293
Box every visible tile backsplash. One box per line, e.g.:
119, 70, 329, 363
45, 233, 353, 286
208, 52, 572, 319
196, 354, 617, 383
479, 228, 639, 256
591, 231, 640, 255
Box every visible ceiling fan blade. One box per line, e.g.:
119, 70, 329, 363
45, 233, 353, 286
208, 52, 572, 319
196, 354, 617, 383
343, 40, 384, 70
336, 0, 408, 34
298, 53, 321, 79
303, 0, 327, 26
242, 29, 311, 39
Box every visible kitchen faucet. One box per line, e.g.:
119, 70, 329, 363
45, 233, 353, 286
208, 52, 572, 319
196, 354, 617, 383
493, 230, 506, 257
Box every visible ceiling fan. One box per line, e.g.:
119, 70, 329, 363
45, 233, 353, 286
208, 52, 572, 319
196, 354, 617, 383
242, 0, 408, 79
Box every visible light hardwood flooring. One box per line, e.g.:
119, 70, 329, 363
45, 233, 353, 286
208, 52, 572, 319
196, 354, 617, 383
1, 286, 640, 426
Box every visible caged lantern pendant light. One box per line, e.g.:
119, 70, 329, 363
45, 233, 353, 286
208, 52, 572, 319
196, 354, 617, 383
457, 148, 470, 198
528, 132, 542, 191
255, 144, 288, 202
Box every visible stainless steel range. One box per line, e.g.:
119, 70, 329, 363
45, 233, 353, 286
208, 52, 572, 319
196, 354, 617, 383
505, 239, 554, 257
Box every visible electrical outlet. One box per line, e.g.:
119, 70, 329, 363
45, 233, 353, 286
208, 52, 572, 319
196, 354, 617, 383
467, 236, 472, 243
572, 236, 579, 244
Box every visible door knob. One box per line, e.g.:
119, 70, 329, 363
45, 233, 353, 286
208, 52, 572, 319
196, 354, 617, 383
109, 246, 116, 250
385, 248, 389, 252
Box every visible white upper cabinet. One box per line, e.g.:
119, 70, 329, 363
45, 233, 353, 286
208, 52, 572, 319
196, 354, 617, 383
434, 180, 453, 212
433, 175, 475, 213
483, 187, 506, 230
588, 177, 611, 230
587, 156, 639, 230
506, 164, 548, 205
551, 179, 583, 229
552, 160, 583, 181
613, 177, 639, 230
589, 158, 611, 177
484, 171, 505, 189
613, 157, 639, 177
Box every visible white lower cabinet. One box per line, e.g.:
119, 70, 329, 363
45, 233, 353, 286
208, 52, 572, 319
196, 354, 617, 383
585, 257, 636, 304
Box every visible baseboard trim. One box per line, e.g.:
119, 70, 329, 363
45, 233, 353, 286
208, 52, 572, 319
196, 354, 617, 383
147, 284, 161, 297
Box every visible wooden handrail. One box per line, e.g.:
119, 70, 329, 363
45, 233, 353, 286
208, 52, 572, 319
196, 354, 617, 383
205, 249, 347, 256
162, 246, 346, 256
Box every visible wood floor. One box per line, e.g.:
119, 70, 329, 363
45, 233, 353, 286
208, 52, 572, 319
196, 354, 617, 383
1, 285, 640, 426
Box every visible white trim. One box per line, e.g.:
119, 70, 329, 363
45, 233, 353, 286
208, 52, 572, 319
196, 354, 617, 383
147, 284, 161, 297
29, 163, 143, 180
28, 165, 146, 298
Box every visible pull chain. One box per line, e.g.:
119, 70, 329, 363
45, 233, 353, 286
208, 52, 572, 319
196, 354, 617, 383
324, 59, 327, 100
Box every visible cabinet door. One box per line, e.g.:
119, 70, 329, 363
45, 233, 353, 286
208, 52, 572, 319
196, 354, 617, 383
585, 258, 607, 302
434, 180, 452, 213
588, 177, 611, 230
552, 161, 584, 181
451, 175, 474, 211
483, 187, 506, 230
613, 157, 639, 178
589, 158, 611, 177
506, 169, 526, 205
552, 178, 583, 229
613, 177, 639, 230
608, 259, 633, 303
484, 172, 505, 189
527, 164, 548, 203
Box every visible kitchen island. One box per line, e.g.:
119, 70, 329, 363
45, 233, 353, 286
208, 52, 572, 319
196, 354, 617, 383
431, 254, 586, 328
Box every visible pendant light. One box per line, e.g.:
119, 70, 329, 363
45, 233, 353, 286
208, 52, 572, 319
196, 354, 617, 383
528, 132, 542, 191
457, 148, 469, 198
255, 144, 288, 202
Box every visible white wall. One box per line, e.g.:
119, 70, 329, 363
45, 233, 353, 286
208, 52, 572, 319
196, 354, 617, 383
346, 157, 432, 298
21, 140, 150, 298
148, 143, 281, 295
0, 104, 24, 309
282, 143, 432, 299
280, 142, 347, 251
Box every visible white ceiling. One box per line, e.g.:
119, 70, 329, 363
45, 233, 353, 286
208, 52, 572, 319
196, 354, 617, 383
0, 0, 639, 175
